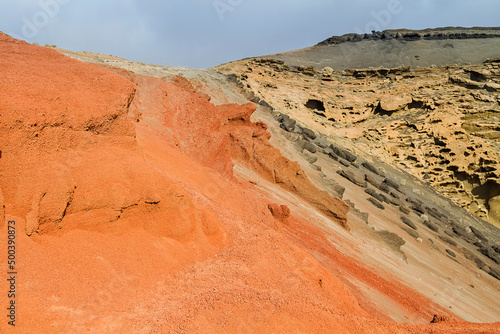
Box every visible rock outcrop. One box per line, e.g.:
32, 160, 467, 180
217, 57, 500, 229
317, 27, 500, 46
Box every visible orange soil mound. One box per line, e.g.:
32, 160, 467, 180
0, 32, 499, 333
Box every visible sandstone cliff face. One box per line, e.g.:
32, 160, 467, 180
216, 58, 500, 229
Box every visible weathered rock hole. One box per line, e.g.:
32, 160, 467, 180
305, 99, 325, 112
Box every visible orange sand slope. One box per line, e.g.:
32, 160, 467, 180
0, 33, 498, 333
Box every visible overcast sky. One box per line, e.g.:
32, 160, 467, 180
1, 0, 499, 68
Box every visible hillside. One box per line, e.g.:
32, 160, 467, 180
263, 27, 500, 70
0, 32, 499, 333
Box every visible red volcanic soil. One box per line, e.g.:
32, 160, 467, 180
0, 32, 499, 333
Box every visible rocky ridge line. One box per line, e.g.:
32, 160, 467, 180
317, 27, 500, 46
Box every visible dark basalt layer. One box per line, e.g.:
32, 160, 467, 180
317, 27, 500, 46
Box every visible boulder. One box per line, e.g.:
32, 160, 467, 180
390, 192, 400, 200
427, 207, 445, 220
303, 151, 318, 164
365, 188, 389, 204
388, 197, 401, 206
339, 159, 350, 167
314, 137, 331, 149
323, 178, 346, 198
401, 216, 417, 230
423, 220, 439, 232
368, 197, 385, 210
470, 226, 487, 242
311, 165, 322, 171
298, 66, 317, 76
379, 183, 391, 194
281, 118, 296, 132
378, 95, 412, 113
279, 114, 290, 123
337, 169, 367, 188
365, 174, 382, 188
399, 205, 411, 215
327, 150, 339, 161
330, 144, 357, 162
303, 142, 317, 154
362, 161, 385, 177
302, 127, 317, 140
383, 178, 400, 191
410, 203, 426, 215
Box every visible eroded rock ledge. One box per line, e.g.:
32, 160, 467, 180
317, 27, 500, 46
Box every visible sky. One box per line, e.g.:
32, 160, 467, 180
0, 0, 499, 68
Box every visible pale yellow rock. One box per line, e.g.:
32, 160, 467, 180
489, 195, 500, 228
379, 95, 412, 112
216, 58, 500, 228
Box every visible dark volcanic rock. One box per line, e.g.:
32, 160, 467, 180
390, 192, 400, 200
406, 197, 424, 207
383, 178, 400, 191
365, 174, 382, 188
302, 127, 317, 140
375, 230, 406, 254
330, 144, 357, 162
489, 268, 500, 281
480, 247, 500, 264
401, 226, 419, 239
337, 169, 367, 188
423, 220, 439, 232
453, 226, 472, 240
439, 235, 457, 247
303, 141, 317, 154
365, 188, 389, 204
327, 150, 339, 161
470, 226, 487, 242
379, 182, 392, 194
401, 216, 417, 230
317, 27, 500, 46
399, 205, 411, 215
323, 178, 346, 198
368, 197, 385, 210
410, 204, 426, 215
493, 245, 500, 255
462, 248, 486, 269
427, 207, 445, 220
362, 161, 385, 177
446, 249, 457, 258
281, 118, 296, 132
339, 159, 350, 167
